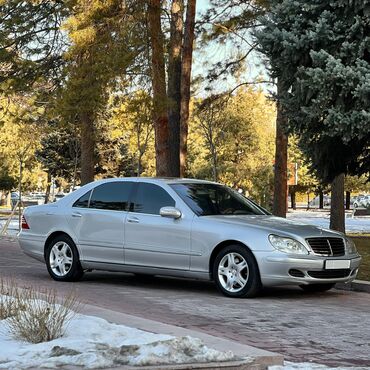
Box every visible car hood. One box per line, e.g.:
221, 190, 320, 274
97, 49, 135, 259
202, 215, 342, 238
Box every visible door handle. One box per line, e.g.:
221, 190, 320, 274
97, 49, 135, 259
127, 216, 139, 223
71, 212, 82, 218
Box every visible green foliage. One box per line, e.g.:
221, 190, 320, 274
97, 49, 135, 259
288, 136, 319, 193
0, 0, 68, 93
345, 175, 370, 193
36, 124, 80, 182
0, 171, 16, 191
256, 0, 370, 182
0, 95, 44, 190
110, 90, 155, 176
188, 88, 276, 205
59, 0, 144, 121
95, 122, 136, 178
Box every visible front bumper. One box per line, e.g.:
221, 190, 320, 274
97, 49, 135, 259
255, 251, 362, 287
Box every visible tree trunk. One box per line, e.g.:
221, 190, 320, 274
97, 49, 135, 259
211, 145, 218, 182
290, 187, 296, 210
273, 79, 288, 217
345, 191, 351, 210
167, 0, 184, 177
44, 172, 51, 204
72, 146, 79, 191
330, 173, 345, 233
319, 189, 324, 209
307, 192, 310, 210
18, 159, 23, 229
180, 0, 196, 177
148, 0, 170, 177
80, 112, 95, 185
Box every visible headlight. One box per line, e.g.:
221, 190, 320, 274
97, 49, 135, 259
268, 235, 309, 255
345, 237, 357, 254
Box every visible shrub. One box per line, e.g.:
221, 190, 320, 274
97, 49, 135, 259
0, 278, 20, 319
0, 278, 79, 343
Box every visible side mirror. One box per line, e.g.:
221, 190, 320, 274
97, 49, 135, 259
160, 206, 182, 219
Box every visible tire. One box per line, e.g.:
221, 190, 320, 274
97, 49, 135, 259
45, 234, 84, 282
300, 283, 335, 293
213, 244, 262, 298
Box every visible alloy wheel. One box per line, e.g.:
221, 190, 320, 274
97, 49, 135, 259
218, 252, 249, 293
49, 241, 73, 277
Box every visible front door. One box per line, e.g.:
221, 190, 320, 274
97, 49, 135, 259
66, 181, 134, 264
124, 182, 191, 270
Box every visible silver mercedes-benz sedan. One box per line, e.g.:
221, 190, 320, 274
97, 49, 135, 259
18, 178, 361, 298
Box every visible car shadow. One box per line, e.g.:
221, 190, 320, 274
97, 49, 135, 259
80, 271, 343, 300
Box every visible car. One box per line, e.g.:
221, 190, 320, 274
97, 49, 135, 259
18, 178, 362, 298
308, 195, 331, 207
53, 193, 66, 202
10, 191, 20, 209
353, 195, 370, 209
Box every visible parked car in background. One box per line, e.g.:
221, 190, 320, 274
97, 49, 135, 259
10, 191, 19, 209
53, 193, 66, 202
308, 195, 331, 208
353, 195, 370, 209
19, 178, 361, 298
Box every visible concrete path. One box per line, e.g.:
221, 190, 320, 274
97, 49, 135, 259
1, 237, 370, 367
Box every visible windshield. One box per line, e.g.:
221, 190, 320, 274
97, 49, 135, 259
170, 183, 269, 216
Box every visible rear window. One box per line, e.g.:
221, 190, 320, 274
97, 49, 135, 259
73, 190, 91, 208
89, 182, 134, 211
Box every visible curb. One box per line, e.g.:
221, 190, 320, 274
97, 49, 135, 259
335, 279, 370, 294
29, 359, 262, 370
122, 359, 261, 370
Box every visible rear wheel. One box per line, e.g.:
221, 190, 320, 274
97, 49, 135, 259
213, 244, 261, 298
300, 283, 335, 293
45, 234, 84, 282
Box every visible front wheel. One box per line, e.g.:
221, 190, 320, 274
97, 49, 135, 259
300, 283, 335, 293
45, 234, 84, 282
213, 245, 262, 298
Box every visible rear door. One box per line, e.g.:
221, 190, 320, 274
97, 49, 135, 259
66, 181, 134, 264
124, 182, 192, 270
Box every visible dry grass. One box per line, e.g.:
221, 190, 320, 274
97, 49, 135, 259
0, 278, 21, 320
0, 278, 80, 343
350, 236, 370, 281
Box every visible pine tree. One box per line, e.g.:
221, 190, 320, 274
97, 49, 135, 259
256, 0, 370, 231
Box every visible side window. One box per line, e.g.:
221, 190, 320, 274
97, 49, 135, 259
132, 183, 175, 215
89, 182, 133, 211
73, 190, 92, 208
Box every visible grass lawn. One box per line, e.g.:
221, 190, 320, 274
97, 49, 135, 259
350, 235, 370, 281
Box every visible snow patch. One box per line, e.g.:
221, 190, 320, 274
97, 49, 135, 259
0, 312, 236, 369
269, 361, 370, 370
287, 210, 370, 233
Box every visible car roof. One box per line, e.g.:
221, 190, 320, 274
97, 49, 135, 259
91, 177, 219, 185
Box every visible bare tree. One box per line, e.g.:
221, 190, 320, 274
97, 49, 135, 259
196, 95, 228, 182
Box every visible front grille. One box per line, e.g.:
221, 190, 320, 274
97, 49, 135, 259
306, 237, 345, 256
308, 269, 351, 279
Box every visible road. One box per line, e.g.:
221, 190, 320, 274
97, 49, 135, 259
1, 237, 370, 367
